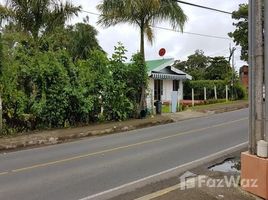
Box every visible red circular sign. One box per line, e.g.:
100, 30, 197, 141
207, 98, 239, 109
159, 48, 166, 57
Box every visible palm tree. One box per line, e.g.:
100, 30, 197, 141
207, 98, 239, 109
97, 0, 187, 113
5, 0, 81, 40
0, 4, 9, 27
97, 0, 187, 59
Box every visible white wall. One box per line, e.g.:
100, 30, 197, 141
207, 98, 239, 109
146, 78, 184, 107
162, 80, 183, 103
162, 80, 173, 102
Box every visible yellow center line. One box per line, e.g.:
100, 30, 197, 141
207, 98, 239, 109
0, 172, 8, 176
0, 117, 247, 176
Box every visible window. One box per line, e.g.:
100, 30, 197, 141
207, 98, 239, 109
154, 80, 163, 100
173, 80, 180, 91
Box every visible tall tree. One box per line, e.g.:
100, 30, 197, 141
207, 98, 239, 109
4, 0, 81, 41
174, 50, 208, 80
205, 56, 232, 81
41, 20, 104, 61
0, 4, 8, 26
97, 0, 187, 59
228, 4, 248, 62
0, 32, 3, 134
68, 21, 103, 61
0, 33, 3, 76
97, 0, 187, 111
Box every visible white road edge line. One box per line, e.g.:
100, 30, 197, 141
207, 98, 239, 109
78, 142, 248, 200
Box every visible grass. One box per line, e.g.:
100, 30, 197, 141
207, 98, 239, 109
190, 99, 248, 111
162, 104, 171, 113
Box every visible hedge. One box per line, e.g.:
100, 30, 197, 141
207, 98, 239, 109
183, 80, 247, 100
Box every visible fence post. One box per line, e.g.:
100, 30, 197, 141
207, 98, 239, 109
226, 85, 229, 102
192, 88, 194, 107
214, 85, 217, 100
204, 87, 207, 101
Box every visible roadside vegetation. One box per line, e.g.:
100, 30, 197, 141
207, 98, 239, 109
0, 0, 187, 135
174, 50, 247, 101
0, 0, 149, 135
0, 0, 247, 136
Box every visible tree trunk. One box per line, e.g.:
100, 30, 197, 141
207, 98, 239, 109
139, 24, 146, 115
140, 24, 145, 60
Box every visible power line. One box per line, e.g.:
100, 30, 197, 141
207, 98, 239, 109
79, 10, 231, 40
82, 10, 100, 16
175, 0, 233, 15
153, 26, 230, 40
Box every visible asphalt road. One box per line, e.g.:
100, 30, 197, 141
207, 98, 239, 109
0, 109, 249, 200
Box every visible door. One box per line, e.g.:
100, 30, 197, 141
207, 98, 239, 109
154, 80, 163, 101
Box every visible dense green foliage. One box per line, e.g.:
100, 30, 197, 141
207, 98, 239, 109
228, 4, 248, 61
183, 80, 247, 100
0, 41, 147, 134
5, 0, 81, 41
173, 50, 208, 80
174, 50, 236, 82
205, 57, 233, 81
0, 33, 3, 76
177, 51, 245, 101
0, 1, 148, 135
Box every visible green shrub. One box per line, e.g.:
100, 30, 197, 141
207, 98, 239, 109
184, 80, 247, 100
1, 42, 148, 134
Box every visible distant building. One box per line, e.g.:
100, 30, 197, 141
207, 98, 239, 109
239, 65, 249, 90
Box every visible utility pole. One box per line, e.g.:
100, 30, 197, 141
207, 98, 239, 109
248, 0, 256, 154
254, 0, 265, 144
229, 45, 236, 100
235, 2, 268, 198
248, 0, 265, 154
265, 0, 268, 142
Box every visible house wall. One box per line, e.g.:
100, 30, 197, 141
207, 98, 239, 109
146, 78, 184, 110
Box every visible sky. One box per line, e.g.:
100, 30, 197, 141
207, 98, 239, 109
1, 0, 248, 69
68, 0, 248, 69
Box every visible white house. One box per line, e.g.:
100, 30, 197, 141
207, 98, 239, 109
146, 58, 192, 112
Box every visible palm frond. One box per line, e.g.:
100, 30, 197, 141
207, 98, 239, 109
154, 0, 187, 31
144, 21, 154, 44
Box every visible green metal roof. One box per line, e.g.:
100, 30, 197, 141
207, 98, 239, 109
146, 58, 174, 72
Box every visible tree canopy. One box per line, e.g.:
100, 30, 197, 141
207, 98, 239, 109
173, 50, 208, 80
4, 0, 81, 40
97, 0, 187, 58
174, 50, 234, 81
228, 4, 248, 62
